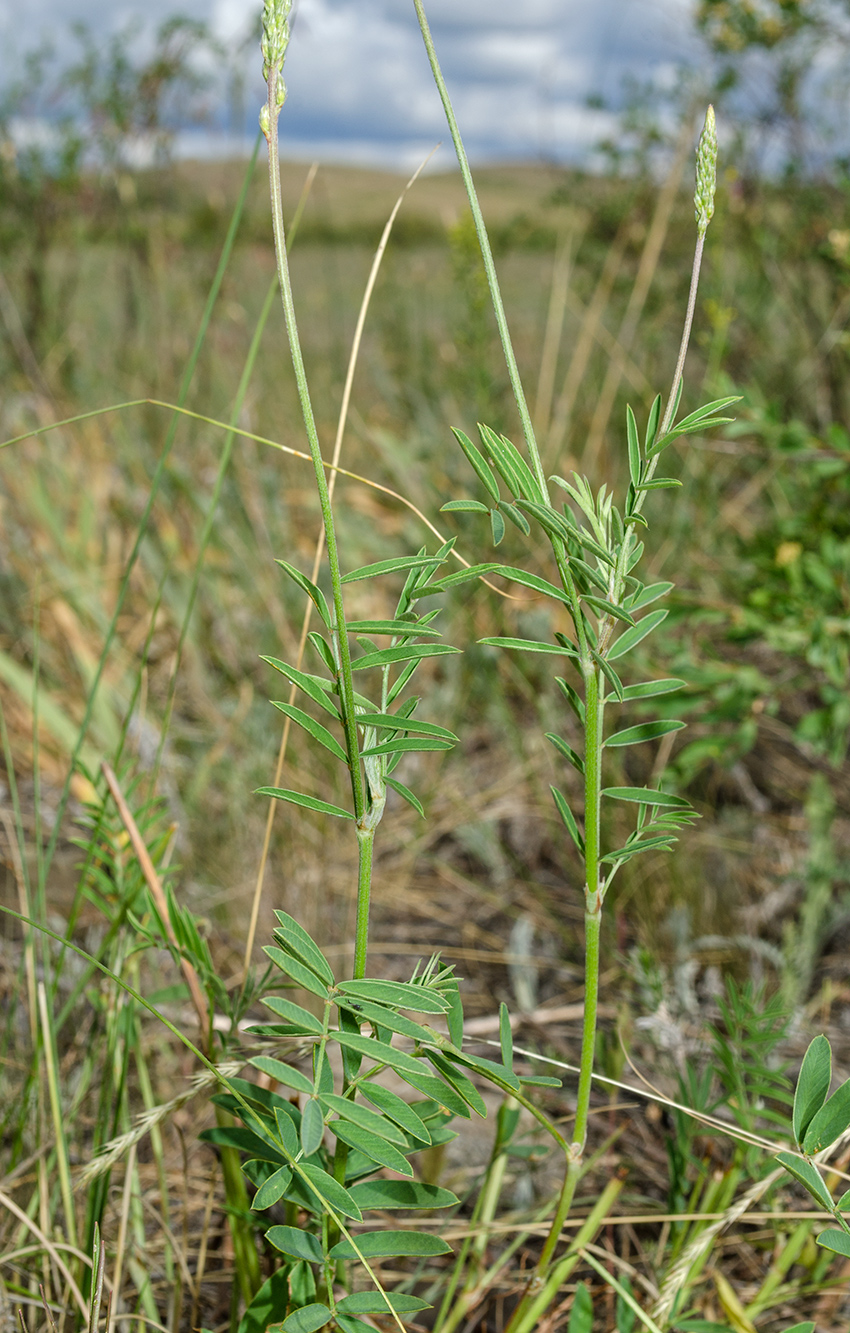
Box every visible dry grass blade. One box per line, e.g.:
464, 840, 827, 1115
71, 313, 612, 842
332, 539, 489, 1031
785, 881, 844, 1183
106, 1144, 136, 1333
101, 761, 210, 1046
0, 1187, 89, 1318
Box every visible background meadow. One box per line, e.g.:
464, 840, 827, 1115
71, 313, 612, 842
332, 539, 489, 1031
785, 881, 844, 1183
4, 4, 850, 1329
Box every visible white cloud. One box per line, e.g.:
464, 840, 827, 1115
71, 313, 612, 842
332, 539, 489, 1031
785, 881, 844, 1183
0, 0, 704, 165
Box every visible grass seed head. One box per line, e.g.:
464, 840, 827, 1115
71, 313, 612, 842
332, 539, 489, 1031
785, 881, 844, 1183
694, 104, 717, 237
260, 0, 291, 135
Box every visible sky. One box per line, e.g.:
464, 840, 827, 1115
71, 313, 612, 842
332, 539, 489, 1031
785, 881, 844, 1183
0, 0, 706, 168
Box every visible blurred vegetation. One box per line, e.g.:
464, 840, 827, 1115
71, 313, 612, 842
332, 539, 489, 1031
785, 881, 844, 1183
4, 12, 850, 1330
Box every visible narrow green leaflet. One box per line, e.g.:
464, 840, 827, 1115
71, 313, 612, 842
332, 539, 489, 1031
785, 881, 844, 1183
342, 555, 443, 584
393, 1065, 472, 1118
444, 1047, 520, 1092
414, 562, 505, 596
626, 404, 641, 488
793, 1035, 832, 1147
266, 1226, 324, 1263
625, 581, 674, 612
336, 1293, 430, 1316
274, 1107, 299, 1156
359, 1084, 432, 1144
352, 643, 460, 672
336, 979, 451, 1014
479, 423, 541, 501
551, 785, 585, 854
273, 911, 336, 985
336, 996, 438, 1044
514, 497, 576, 546
256, 787, 354, 821
263, 946, 331, 999
491, 507, 506, 545
428, 1050, 488, 1116
802, 1077, 850, 1155
591, 650, 625, 702
621, 678, 685, 701
815, 1230, 850, 1258
385, 777, 425, 817
261, 657, 339, 717
501, 499, 531, 534
644, 392, 662, 454
484, 565, 572, 606
299, 1163, 363, 1220
440, 499, 491, 514
250, 1055, 314, 1095
199, 1126, 287, 1165
452, 427, 501, 500
356, 712, 458, 741
775, 1152, 834, 1212
252, 1166, 293, 1211
557, 677, 586, 723
280, 1304, 332, 1333
547, 733, 585, 774
479, 637, 577, 656
605, 720, 685, 747
300, 1098, 325, 1157
635, 477, 681, 491
329, 1231, 452, 1260
345, 618, 441, 637
262, 996, 325, 1034
330, 1120, 414, 1176
269, 702, 347, 762
606, 609, 668, 661
334, 1031, 429, 1079
648, 395, 740, 457
360, 737, 453, 757
275, 558, 332, 628
349, 1178, 459, 1210
583, 596, 636, 626
318, 1094, 408, 1147
500, 1003, 514, 1071
603, 787, 691, 808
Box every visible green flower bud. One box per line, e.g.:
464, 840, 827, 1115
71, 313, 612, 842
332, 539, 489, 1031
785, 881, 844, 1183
694, 105, 717, 237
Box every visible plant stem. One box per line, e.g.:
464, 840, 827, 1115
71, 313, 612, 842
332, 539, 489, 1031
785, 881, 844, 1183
503, 672, 604, 1331
264, 70, 365, 822
411, 0, 547, 501
353, 828, 375, 979
506, 1177, 624, 1333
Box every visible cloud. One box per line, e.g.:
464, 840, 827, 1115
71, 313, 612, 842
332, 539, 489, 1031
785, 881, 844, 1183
0, 0, 703, 166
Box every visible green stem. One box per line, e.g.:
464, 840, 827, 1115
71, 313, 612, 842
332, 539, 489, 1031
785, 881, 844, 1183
503, 672, 604, 1331
264, 71, 365, 822
353, 828, 375, 979
506, 1176, 623, 1333
411, 0, 547, 501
